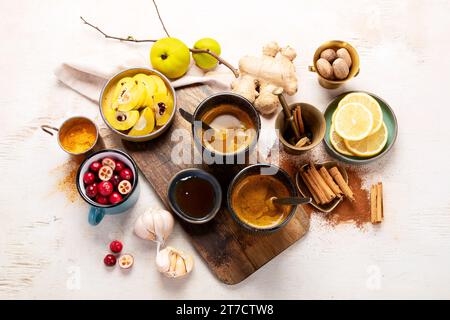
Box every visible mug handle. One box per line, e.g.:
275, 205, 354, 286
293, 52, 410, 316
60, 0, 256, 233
88, 207, 105, 226
41, 125, 59, 136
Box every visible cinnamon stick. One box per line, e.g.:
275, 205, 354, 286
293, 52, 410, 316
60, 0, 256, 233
376, 182, 383, 222
293, 107, 299, 136
370, 184, 377, 223
296, 106, 305, 135
300, 171, 320, 204
370, 182, 384, 224
304, 170, 328, 204
309, 163, 336, 202
329, 167, 354, 201
295, 137, 310, 148
319, 166, 343, 196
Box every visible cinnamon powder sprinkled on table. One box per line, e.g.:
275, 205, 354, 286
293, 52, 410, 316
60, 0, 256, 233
302, 169, 371, 228
271, 148, 371, 228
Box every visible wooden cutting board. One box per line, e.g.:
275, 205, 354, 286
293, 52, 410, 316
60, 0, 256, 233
122, 84, 310, 285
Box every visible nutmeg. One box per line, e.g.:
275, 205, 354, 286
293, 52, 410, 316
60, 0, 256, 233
316, 58, 334, 80
333, 58, 350, 80
320, 49, 337, 63
336, 48, 352, 68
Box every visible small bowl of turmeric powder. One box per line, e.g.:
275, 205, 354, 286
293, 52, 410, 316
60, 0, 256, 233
50, 116, 98, 155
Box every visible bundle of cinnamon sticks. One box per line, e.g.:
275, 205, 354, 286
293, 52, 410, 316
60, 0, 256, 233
370, 182, 384, 224
293, 105, 312, 148
300, 162, 354, 205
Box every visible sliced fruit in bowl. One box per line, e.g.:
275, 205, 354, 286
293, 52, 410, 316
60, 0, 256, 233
112, 77, 143, 112
153, 92, 174, 127
334, 102, 373, 141
335, 92, 383, 134
104, 108, 139, 131
329, 123, 355, 156
100, 68, 176, 142
324, 91, 398, 164
133, 74, 156, 107
344, 121, 388, 157
128, 107, 155, 137
149, 74, 169, 95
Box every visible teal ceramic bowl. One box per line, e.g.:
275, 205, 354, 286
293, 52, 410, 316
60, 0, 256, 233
324, 91, 398, 164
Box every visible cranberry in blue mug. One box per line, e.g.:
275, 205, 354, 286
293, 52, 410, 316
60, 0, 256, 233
76, 149, 140, 225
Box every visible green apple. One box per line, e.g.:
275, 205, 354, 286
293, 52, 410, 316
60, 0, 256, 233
192, 38, 221, 70
150, 37, 190, 79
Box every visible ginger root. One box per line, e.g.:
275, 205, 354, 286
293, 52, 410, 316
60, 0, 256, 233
231, 42, 298, 115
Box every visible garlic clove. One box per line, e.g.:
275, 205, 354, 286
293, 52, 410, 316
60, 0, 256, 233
169, 251, 177, 273
155, 246, 194, 279
175, 255, 187, 277
155, 248, 171, 273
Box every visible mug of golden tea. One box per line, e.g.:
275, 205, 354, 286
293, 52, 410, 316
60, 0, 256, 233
227, 164, 299, 233
180, 93, 261, 164
41, 116, 98, 155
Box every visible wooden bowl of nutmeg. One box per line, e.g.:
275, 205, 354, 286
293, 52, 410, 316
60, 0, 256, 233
309, 40, 360, 89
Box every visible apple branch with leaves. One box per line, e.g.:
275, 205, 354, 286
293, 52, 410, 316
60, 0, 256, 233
80, 0, 239, 78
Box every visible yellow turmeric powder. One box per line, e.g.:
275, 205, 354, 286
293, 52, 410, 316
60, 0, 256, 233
60, 119, 97, 154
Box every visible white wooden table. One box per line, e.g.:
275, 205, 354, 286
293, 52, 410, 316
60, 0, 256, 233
1, 0, 449, 299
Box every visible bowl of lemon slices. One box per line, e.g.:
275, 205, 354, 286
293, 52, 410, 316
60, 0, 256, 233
324, 91, 398, 164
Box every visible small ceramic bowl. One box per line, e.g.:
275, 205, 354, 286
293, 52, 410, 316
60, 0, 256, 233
295, 161, 347, 213
323, 91, 398, 164
275, 102, 326, 155
189, 92, 261, 165
167, 168, 222, 224
99, 67, 176, 142
309, 40, 360, 89
227, 164, 298, 233
41, 116, 99, 156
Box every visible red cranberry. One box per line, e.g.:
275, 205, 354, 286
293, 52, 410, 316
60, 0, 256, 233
85, 184, 98, 198
119, 168, 133, 181
109, 240, 123, 253
98, 166, 113, 181
96, 195, 109, 205
83, 172, 96, 185
110, 174, 122, 187
104, 254, 116, 267
89, 161, 101, 172
102, 158, 116, 170
115, 161, 126, 172
109, 192, 123, 204
118, 180, 132, 195
98, 181, 113, 197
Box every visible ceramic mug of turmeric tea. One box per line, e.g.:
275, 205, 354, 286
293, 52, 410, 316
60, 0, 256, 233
227, 164, 301, 233
41, 116, 98, 155
179, 92, 261, 165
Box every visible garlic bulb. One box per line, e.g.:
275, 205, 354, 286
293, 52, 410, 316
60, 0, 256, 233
156, 246, 194, 278
134, 208, 174, 244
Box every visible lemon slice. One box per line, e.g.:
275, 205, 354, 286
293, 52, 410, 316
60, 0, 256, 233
344, 122, 388, 157
329, 123, 355, 156
334, 102, 373, 141
334, 92, 383, 134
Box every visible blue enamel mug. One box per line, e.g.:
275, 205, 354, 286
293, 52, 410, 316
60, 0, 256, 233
76, 149, 140, 226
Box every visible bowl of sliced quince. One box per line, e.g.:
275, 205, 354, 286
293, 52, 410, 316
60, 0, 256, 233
324, 91, 398, 164
100, 67, 176, 142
